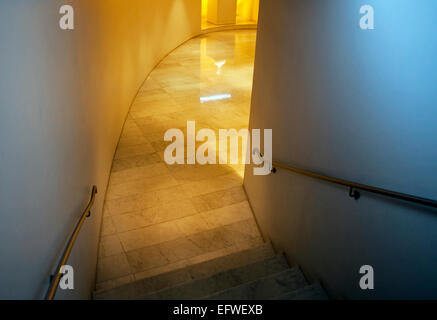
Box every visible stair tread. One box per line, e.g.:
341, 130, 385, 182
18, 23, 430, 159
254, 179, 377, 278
94, 242, 275, 300
272, 283, 328, 300
204, 267, 307, 300
137, 254, 289, 300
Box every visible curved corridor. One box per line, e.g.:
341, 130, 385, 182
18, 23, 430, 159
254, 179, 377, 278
96, 30, 262, 291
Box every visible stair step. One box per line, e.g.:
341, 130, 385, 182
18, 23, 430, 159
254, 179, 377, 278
272, 283, 328, 300
204, 267, 307, 300
94, 242, 275, 300
136, 254, 289, 300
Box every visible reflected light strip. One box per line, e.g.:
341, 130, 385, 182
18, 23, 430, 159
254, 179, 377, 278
215, 60, 226, 75
200, 94, 232, 103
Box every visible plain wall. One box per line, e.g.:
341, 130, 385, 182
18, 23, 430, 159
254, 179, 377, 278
245, 0, 437, 299
202, 0, 208, 18
208, 0, 237, 25
237, 0, 259, 22
0, 0, 200, 299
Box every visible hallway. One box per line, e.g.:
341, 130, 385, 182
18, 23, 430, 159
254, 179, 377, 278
96, 30, 262, 291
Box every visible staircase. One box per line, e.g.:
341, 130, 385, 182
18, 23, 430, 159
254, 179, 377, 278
94, 243, 327, 300
93, 242, 328, 300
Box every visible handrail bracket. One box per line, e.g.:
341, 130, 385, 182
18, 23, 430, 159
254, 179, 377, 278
349, 187, 361, 200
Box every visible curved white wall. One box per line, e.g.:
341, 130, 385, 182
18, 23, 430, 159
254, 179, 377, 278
245, 0, 437, 299
0, 0, 200, 299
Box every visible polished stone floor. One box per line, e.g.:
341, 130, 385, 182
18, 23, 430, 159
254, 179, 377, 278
96, 30, 261, 291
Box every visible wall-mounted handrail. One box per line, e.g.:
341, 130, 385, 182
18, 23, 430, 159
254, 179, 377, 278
268, 159, 437, 209
45, 185, 98, 300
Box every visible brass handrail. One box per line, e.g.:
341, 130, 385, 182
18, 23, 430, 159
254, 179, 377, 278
45, 185, 98, 300
271, 161, 437, 209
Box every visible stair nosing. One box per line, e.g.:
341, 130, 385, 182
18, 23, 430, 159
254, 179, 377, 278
202, 266, 306, 300
94, 241, 275, 299
135, 253, 289, 300
271, 282, 329, 300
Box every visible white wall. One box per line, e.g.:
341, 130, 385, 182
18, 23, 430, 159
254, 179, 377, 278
245, 0, 437, 299
0, 0, 200, 299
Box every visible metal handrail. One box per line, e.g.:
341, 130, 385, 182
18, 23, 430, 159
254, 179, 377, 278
270, 161, 437, 209
45, 185, 98, 300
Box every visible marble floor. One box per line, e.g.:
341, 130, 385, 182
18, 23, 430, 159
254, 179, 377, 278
96, 30, 261, 292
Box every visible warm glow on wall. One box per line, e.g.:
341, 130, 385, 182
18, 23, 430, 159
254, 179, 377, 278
202, 0, 259, 24
202, 0, 208, 18
237, 0, 259, 22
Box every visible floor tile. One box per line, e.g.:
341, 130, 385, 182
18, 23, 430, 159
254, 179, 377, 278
99, 234, 124, 258
97, 253, 131, 283
126, 245, 169, 273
